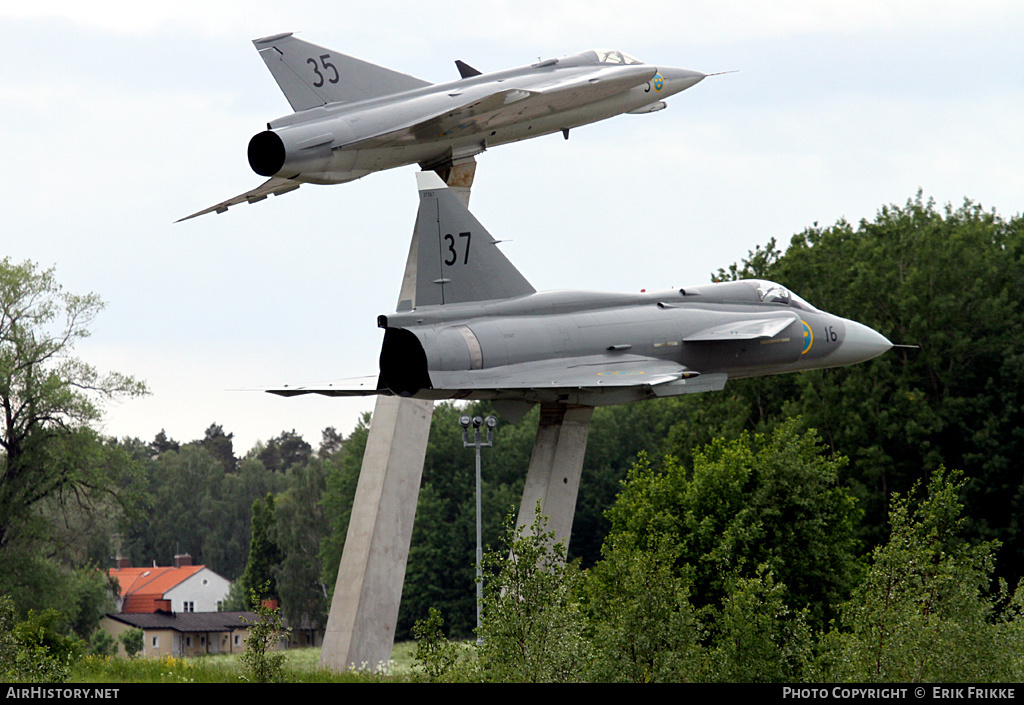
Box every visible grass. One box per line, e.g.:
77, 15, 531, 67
69, 643, 421, 684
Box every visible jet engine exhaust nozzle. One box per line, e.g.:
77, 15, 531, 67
248, 130, 287, 177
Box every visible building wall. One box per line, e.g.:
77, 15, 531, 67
98, 617, 301, 659
163, 568, 231, 613
98, 616, 132, 658
140, 628, 178, 659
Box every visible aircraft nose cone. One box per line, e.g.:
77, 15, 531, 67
831, 320, 893, 366
657, 67, 706, 91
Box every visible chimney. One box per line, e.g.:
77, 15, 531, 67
174, 553, 192, 568
115, 557, 130, 570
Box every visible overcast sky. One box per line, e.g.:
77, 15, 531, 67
2, 1, 1022, 453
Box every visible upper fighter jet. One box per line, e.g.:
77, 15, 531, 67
179, 33, 706, 221
267, 173, 893, 422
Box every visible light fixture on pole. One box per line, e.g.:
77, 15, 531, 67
460, 413, 497, 645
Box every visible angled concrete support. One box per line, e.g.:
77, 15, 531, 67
320, 160, 475, 672
319, 394, 432, 670
515, 404, 594, 549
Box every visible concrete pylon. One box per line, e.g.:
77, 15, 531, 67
319, 160, 475, 672
515, 404, 595, 548
318, 393, 432, 670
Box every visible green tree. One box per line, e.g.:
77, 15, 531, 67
273, 458, 329, 631
11, 608, 84, 662
87, 628, 116, 657
121, 442, 286, 579
318, 426, 344, 458
584, 534, 707, 682
256, 430, 312, 473
199, 423, 236, 473
710, 567, 813, 682
118, 627, 143, 658
148, 429, 179, 456
0, 595, 69, 683
475, 508, 593, 683
818, 468, 1020, 682
240, 584, 290, 683
0, 257, 147, 551
319, 414, 369, 596
701, 196, 1024, 584
240, 494, 280, 603
411, 606, 462, 681
607, 420, 860, 631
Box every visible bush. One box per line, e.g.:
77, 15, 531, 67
475, 508, 592, 682
0, 595, 70, 683
817, 468, 1022, 682
240, 585, 290, 683
119, 627, 143, 658
412, 607, 461, 680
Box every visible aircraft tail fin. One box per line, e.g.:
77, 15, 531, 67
406, 172, 536, 309
253, 33, 431, 112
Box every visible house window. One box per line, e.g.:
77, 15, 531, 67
152, 635, 159, 648
186, 636, 192, 647
183, 601, 194, 613
234, 634, 240, 646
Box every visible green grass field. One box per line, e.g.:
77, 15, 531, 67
68, 643, 420, 683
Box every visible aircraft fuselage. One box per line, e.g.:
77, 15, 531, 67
378, 281, 891, 407
249, 57, 704, 184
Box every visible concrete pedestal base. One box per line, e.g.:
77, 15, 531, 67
515, 404, 594, 548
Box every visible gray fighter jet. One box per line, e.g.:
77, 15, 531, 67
179, 34, 706, 221
268, 173, 893, 421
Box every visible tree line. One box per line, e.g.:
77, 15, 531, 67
2, 192, 1023, 681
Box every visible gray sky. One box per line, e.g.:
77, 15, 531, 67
3, 1, 1022, 453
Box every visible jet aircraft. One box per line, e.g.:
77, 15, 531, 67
179, 34, 706, 221
267, 173, 893, 422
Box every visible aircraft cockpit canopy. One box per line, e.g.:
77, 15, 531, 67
682, 279, 819, 312
752, 280, 819, 312
593, 49, 644, 65
558, 49, 646, 68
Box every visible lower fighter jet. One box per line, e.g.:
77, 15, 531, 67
268, 172, 892, 421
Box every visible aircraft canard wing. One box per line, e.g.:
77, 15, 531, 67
683, 314, 800, 342
177, 177, 300, 222
428, 354, 692, 392
264, 375, 385, 398
253, 33, 431, 111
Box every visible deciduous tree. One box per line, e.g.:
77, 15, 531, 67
0, 258, 146, 550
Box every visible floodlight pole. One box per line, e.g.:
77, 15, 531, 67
461, 414, 496, 645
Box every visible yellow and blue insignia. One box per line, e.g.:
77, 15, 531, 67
801, 321, 813, 354
652, 73, 665, 91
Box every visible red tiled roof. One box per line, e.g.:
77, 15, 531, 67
108, 565, 206, 613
